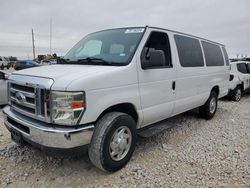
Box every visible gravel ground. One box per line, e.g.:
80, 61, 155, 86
0, 96, 250, 188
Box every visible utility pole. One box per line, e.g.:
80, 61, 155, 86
50, 17, 52, 55
32, 29, 35, 60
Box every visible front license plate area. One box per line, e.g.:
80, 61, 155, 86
11, 129, 23, 145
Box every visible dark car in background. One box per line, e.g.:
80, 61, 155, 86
14, 60, 39, 70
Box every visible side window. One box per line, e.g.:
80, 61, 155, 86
202, 41, 224, 66
237, 63, 248, 74
141, 31, 172, 68
222, 47, 229, 66
174, 35, 204, 67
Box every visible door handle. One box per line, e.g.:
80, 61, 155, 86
172, 81, 176, 90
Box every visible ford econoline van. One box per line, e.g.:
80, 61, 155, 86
3, 26, 230, 171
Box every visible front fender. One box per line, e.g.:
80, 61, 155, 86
79, 84, 143, 126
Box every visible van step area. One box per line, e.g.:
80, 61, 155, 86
137, 120, 176, 138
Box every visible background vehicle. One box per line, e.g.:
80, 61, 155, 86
3, 26, 230, 172
0, 71, 9, 105
3, 57, 11, 67
8, 56, 18, 68
40, 59, 57, 65
40, 60, 50, 65
228, 61, 250, 101
0, 56, 10, 70
14, 60, 40, 70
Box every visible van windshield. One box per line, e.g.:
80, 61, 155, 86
63, 28, 145, 66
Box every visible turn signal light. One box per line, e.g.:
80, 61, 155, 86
70, 101, 84, 109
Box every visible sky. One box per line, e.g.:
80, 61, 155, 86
0, 0, 249, 59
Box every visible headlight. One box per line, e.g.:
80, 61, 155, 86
51, 91, 85, 126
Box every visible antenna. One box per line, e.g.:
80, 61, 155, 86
32, 29, 35, 60
50, 17, 52, 55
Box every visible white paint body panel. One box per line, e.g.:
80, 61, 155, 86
7, 27, 230, 129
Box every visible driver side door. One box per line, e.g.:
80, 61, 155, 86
138, 30, 176, 127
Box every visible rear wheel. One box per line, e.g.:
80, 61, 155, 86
88, 112, 137, 172
199, 91, 218, 120
231, 86, 242, 102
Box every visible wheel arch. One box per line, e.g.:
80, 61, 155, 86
96, 103, 139, 124
238, 82, 244, 91
211, 85, 219, 96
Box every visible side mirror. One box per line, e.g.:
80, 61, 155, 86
141, 50, 166, 69
0, 72, 7, 80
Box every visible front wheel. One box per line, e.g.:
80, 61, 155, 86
1, 64, 4, 70
199, 91, 218, 120
88, 112, 137, 172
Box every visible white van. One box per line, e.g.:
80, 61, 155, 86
3, 26, 230, 172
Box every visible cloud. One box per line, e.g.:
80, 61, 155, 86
0, 0, 249, 58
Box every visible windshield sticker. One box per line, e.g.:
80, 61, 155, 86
125, 28, 144, 34
119, 53, 126, 56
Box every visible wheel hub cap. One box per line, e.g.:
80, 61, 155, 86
209, 97, 216, 113
109, 126, 132, 161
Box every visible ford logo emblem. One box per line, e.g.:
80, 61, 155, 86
15, 91, 26, 103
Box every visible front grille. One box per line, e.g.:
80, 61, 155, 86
9, 82, 50, 122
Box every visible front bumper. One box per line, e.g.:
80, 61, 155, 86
2, 106, 94, 149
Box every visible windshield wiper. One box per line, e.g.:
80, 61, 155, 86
76, 58, 124, 66
58, 57, 125, 66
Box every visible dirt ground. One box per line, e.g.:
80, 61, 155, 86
0, 96, 250, 188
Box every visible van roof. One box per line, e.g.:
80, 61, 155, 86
147, 26, 225, 46
97, 26, 225, 47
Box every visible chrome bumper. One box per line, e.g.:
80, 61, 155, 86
2, 106, 94, 149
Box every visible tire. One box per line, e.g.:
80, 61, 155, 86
7, 64, 10, 69
88, 112, 137, 172
1, 64, 4, 70
199, 91, 218, 120
231, 86, 242, 102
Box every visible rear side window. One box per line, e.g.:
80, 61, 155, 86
202, 41, 224, 66
237, 63, 248, 74
174, 35, 204, 67
222, 47, 229, 66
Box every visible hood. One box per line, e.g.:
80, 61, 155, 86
12, 64, 136, 91
13, 65, 117, 80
